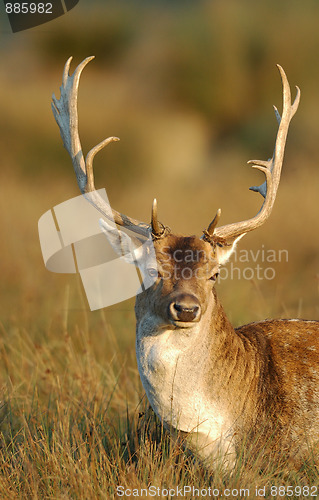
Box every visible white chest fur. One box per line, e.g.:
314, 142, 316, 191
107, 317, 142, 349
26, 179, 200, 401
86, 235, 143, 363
136, 316, 233, 457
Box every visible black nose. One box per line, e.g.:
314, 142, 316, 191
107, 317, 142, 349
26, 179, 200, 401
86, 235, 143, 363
168, 294, 201, 323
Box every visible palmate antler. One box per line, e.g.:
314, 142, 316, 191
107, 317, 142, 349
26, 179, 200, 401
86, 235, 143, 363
51, 56, 161, 238
203, 65, 300, 245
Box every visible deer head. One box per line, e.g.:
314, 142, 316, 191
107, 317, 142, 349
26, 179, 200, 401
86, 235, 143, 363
52, 56, 300, 330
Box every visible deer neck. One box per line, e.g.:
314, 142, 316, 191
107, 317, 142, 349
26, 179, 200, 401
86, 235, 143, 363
135, 290, 258, 444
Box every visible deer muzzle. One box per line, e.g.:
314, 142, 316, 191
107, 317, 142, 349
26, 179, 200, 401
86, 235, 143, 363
168, 294, 201, 324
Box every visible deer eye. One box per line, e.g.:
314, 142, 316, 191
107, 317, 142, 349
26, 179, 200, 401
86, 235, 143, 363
147, 268, 159, 278
209, 272, 219, 282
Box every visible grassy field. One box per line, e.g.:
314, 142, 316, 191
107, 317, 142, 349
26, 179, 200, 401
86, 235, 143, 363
1, 0, 319, 497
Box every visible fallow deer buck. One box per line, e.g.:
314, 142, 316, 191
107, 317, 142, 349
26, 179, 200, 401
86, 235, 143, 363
52, 57, 319, 469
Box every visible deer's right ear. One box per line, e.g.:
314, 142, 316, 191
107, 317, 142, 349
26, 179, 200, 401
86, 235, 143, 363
214, 234, 245, 265
99, 218, 144, 264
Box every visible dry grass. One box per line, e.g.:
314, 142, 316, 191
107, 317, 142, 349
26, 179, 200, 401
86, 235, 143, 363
0, 300, 318, 499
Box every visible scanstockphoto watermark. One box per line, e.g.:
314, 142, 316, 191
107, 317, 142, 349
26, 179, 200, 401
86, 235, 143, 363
218, 245, 288, 282
116, 485, 251, 497
116, 484, 316, 497
156, 245, 289, 282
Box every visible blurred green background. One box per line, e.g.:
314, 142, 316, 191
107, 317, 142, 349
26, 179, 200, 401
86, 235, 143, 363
1, 0, 319, 345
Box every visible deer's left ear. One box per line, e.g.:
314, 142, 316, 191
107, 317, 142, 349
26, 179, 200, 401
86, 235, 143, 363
214, 234, 245, 266
99, 218, 145, 264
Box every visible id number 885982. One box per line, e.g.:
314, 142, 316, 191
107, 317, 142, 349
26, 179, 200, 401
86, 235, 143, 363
5, 3, 53, 14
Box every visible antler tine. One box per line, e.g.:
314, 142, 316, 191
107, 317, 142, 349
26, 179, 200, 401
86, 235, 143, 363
151, 199, 160, 235
203, 208, 222, 241
52, 57, 151, 237
151, 198, 168, 238
85, 136, 120, 192
208, 65, 300, 243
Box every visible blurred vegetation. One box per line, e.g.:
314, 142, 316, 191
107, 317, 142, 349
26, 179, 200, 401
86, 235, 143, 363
0, 0, 319, 494
3, 0, 319, 173
0, 0, 318, 317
